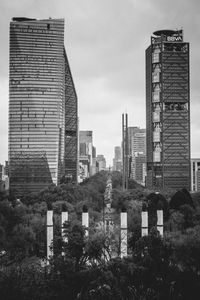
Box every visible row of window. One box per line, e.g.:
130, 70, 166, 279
9, 126, 60, 131
11, 28, 63, 34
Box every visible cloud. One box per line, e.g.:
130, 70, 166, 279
0, 0, 200, 164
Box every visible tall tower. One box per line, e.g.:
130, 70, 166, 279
79, 131, 93, 180
128, 127, 146, 156
9, 18, 78, 195
122, 113, 129, 189
113, 146, 122, 171
146, 30, 190, 190
128, 127, 146, 185
64, 49, 78, 184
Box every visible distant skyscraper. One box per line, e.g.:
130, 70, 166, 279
79, 131, 93, 181
0, 163, 9, 191
79, 131, 93, 157
146, 29, 190, 190
191, 159, 200, 192
0, 164, 4, 181
113, 146, 122, 172
131, 154, 146, 186
9, 18, 78, 194
97, 155, 106, 172
122, 113, 129, 189
115, 146, 122, 161
128, 127, 146, 156
127, 127, 146, 184
4, 161, 9, 177
91, 146, 98, 176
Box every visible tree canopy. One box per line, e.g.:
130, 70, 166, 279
1, 171, 200, 299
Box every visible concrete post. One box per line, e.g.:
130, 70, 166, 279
82, 205, 89, 237
61, 210, 68, 256
47, 210, 53, 262
120, 210, 127, 258
157, 209, 163, 236
141, 204, 148, 237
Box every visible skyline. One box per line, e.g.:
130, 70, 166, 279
1, 0, 200, 166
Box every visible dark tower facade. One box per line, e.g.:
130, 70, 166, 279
122, 113, 129, 189
146, 30, 190, 190
9, 18, 78, 195
64, 49, 78, 184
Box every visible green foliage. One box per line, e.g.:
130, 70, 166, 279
2, 172, 200, 299
111, 171, 122, 189
1, 216, 200, 299
170, 188, 194, 210
191, 191, 200, 207
167, 210, 185, 232
167, 225, 200, 271
142, 192, 169, 232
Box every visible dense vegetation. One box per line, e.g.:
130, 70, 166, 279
1, 171, 200, 299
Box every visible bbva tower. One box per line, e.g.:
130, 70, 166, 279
9, 18, 78, 195
146, 30, 190, 190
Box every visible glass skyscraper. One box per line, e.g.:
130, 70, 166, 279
146, 30, 190, 190
9, 18, 78, 195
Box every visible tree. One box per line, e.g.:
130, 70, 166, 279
170, 188, 194, 210
144, 192, 169, 230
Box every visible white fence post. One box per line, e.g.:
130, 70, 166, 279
47, 209, 53, 262
61, 208, 68, 256
120, 209, 127, 258
157, 209, 163, 237
82, 205, 89, 237
141, 204, 148, 237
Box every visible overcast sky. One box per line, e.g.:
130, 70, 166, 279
1, 0, 200, 166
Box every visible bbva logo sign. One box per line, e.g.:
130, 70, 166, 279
167, 36, 183, 42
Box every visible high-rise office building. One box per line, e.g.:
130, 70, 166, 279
114, 146, 122, 161
4, 161, 9, 177
9, 18, 78, 194
0, 164, 4, 181
0, 163, 9, 191
79, 131, 93, 157
97, 155, 106, 172
146, 30, 190, 190
191, 159, 200, 192
113, 146, 122, 172
128, 127, 146, 156
122, 113, 129, 189
128, 127, 146, 184
79, 131, 93, 181
131, 154, 146, 186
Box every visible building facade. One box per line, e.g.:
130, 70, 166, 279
0, 163, 9, 191
146, 29, 190, 190
78, 131, 98, 181
4, 161, 9, 177
128, 127, 146, 157
79, 131, 93, 182
127, 127, 146, 184
0, 164, 4, 181
91, 146, 98, 176
9, 18, 78, 194
131, 153, 146, 186
97, 155, 106, 172
191, 159, 200, 192
113, 146, 122, 172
